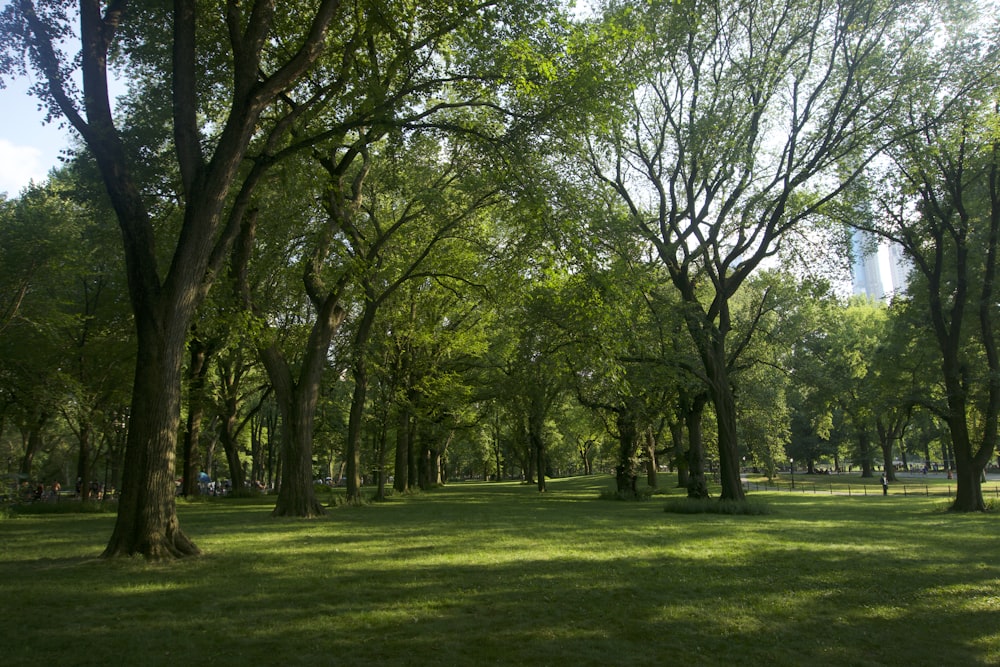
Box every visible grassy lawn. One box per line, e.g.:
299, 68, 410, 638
2, 475, 998, 666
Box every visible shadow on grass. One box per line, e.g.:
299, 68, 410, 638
1, 477, 997, 666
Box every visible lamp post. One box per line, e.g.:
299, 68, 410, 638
790, 458, 795, 489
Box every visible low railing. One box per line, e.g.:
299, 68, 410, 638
742, 479, 1000, 499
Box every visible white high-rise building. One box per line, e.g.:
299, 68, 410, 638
852, 229, 885, 300
852, 229, 909, 300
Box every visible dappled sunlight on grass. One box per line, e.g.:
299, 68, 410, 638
2, 475, 998, 665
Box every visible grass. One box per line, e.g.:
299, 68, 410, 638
1, 475, 998, 666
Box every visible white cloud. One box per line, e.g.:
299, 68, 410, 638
0, 138, 48, 196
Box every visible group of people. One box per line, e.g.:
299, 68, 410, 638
19, 479, 62, 502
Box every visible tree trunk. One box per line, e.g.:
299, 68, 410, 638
75, 422, 92, 501
219, 413, 247, 494
181, 336, 210, 497
858, 431, 874, 478
408, 417, 420, 491
709, 376, 744, 501
947, 408, 987, 512
393, 407, 410, 493
670, 419, 689, 489
346, 302, 377, 503
374, 419, 389, 501
18, 413, 46, 479
103, 323, 200, 559
643, 428, 658, 489
614, 407, 639, 498
345, 364, 368, 504
530, 410, 547, 492
270, 393, 325, 517
689, 319, 744, 501
686, 394, 709, 500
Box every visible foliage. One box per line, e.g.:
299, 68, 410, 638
663, 497, 772, 516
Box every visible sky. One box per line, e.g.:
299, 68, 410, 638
0, 73, 76, 197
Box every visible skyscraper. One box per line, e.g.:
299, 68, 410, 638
851, 229, 909, 300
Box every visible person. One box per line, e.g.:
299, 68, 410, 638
880, 473, 888, 496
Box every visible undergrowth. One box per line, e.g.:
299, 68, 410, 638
663, 496, 771, 515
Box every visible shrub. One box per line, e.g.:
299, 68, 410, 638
663, 497, 771, 515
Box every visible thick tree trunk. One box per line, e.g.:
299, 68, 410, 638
858, 431, 874, 478
103, 324, 200, 559
271, 395, 325, 517
947, 409, 987, 512
614, 408, 639, 498
709, 378, 744, 501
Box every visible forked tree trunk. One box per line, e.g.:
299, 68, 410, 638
265, 343, 326, 518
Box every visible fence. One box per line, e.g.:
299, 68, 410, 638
742, 479, 1000, 499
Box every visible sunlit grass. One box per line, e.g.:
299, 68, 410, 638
2, 475, 998, 666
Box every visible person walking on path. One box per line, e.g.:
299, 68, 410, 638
881, 473, 889, 496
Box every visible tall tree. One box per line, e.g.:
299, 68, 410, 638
231, 0, 566, 514
1, 1, 344, 557
850, 6, 1000, 510
582, 0, 914, 500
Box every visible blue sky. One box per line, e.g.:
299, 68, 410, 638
0, 73, 75, 197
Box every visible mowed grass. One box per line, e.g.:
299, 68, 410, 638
1, 476, 998, 666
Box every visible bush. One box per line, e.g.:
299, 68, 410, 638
598, 487, 657, 502
663, 497, 771, 515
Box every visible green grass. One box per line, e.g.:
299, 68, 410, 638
2, 476, 998, 666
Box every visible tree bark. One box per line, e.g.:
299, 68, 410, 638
104, 319, 200, 558
614, 406, 639, 498
670, 419, 689, 489
394, 406, 411, 493
643, 428, 658, 489
685, 393, 709, 500
13, 0, 343, 558
181, 336, 211, 497
263, 343, 327, 519
345, 301, 377, 503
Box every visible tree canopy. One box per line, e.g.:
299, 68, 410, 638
2, 0, 1000, 560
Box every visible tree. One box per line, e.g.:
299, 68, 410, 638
1, 0, 344, 557
0, 171, 133, 495
582, 0, 917, 500
851, 6, 1000, 510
